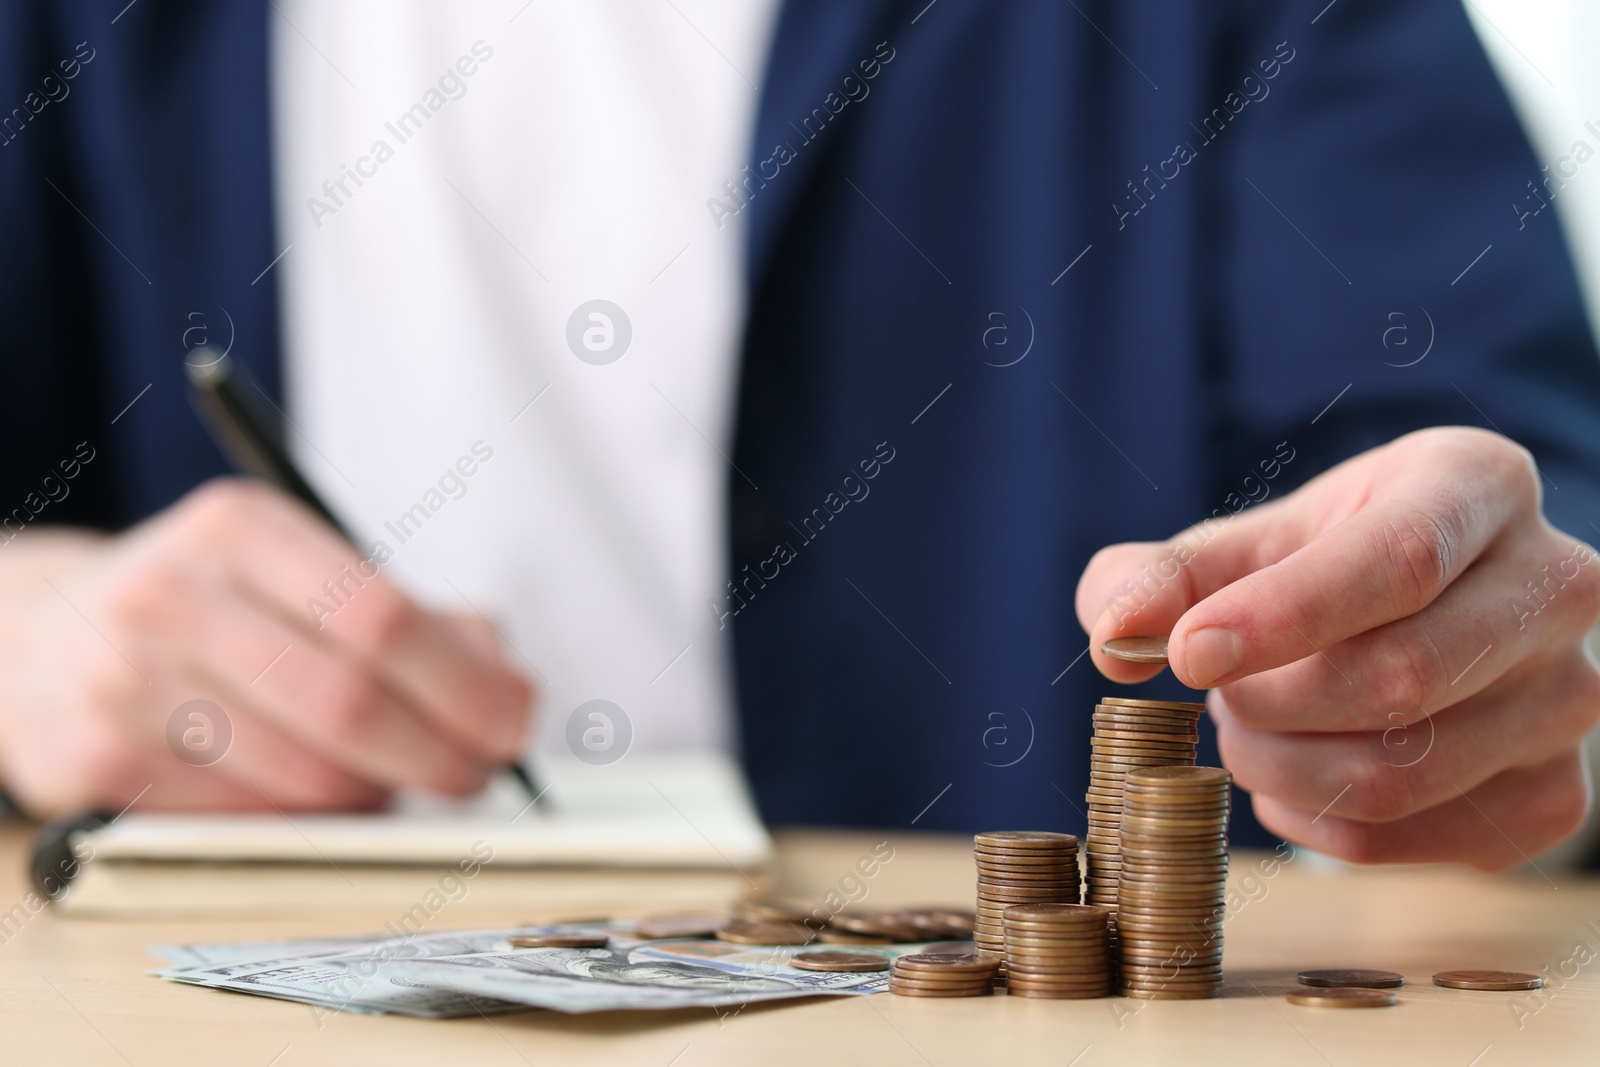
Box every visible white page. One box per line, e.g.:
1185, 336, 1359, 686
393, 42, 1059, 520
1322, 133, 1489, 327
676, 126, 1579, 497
82, 751, 769, 869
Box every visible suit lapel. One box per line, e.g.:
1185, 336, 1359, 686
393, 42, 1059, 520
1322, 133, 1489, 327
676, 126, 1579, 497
744, 0, 903, 288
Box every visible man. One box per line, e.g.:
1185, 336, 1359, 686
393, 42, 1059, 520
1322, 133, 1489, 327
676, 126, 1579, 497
2, 0, 1598, 870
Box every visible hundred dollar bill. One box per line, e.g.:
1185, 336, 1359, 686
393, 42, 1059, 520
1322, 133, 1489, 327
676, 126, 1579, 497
155, 924, 918, 1017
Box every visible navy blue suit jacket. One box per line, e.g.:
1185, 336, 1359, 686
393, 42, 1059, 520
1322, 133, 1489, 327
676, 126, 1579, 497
5, 1, 1600, 848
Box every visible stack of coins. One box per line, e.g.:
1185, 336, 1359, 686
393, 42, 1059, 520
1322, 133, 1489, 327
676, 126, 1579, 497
1001, 903, 1113, 998
1115, 765, 1231, 999
972, 832, 1081, 966
1084, 698, 1204, 916
889, 952, 1002, 997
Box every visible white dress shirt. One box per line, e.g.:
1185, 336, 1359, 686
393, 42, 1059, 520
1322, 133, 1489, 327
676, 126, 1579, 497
271, 0, 779, 758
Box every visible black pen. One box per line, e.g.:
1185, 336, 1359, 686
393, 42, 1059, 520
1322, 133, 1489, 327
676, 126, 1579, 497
185, 346, 549, 809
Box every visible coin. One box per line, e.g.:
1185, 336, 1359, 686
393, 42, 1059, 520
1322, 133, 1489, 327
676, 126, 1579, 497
1100, 697, 1207, 712
888, 970, 997, 986
1000, 903, 1101, 922
633, 913, 724, 940
977, 869, 1081, 884
1122, 986, 1222, 1000
1297, 969, 1404, 989
832, 912, 924, 941
1005, 975, 1114, 990
1126, 765, 1232, 788
1101, 636, 1170, 663
790, 951, 891, 972
974, 831, 1080, 850
889, 982, 992, 997
508, 932, 610, 948
732, 900, 812, 924
817, 928, 893, 945
893, 953, 1002, 973
1432, 970, 1543, 991
1287, 988, 1398, 1008
715, 919, 816, 946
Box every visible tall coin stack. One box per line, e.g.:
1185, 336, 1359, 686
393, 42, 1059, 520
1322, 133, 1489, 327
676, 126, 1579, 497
1000, 903, 1113, 998
1084, 698, 1204, 920
972, 831, 1080, 969
1115, 765, 1231, 999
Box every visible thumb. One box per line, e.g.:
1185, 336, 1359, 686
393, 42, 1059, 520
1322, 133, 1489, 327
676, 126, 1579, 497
1076, 496, 1297, 685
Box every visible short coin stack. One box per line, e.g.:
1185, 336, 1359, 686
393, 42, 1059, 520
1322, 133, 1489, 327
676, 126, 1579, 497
1001, 903, 1113, 998
1115, 765, 1231, 999
1084, 698, 1204, 916
889, 952, 1002, 997
972, 832, 1081, 967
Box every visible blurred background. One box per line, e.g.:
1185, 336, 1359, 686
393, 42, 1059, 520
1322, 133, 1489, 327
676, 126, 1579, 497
1470, 0, 1600, 864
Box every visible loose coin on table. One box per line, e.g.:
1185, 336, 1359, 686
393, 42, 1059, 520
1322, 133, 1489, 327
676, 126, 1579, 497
633, 914, 724, 940
716, 919, 816, 946
509, 932, 610, 948
1287, 988, 1398, 1008
789, 951, 890, 973
1433, 970, 1543, 991
1297, 968, 1404, 989
1101, 636, 1170, 664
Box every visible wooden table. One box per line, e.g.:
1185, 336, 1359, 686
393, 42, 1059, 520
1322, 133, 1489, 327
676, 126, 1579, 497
1, 823, 1596, 1066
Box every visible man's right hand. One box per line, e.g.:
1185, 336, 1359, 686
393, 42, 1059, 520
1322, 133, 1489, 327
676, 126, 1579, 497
0, 479, 535, 818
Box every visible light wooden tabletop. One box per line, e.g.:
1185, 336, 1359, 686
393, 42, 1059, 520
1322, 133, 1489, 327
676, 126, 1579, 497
1, 823, 1596, 1066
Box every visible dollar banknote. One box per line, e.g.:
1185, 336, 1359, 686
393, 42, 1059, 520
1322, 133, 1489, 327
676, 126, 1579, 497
153, 924, 936, 1017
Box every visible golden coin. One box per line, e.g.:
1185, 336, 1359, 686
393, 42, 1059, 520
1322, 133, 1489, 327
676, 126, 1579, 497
715, 919, 815, 946
831, 912, 924, 941
1297, 969, 1404, 989
1005, 964, 1115, 979
889, 983, 992, 997
817, 928, 893, 946
1002, 903, 1106, 922
1088, 723, 1203, 739
1432, 970, 1542, 991
1125, 765, 1232, 788
1101, 636, 1170, 663
1005, 978, 1115, 992
1092, 727, 1197, 741
888, 970, 996, 987
1287, 988, 1397, 1008
916, 909, 977, 936
892, 952, 1003, 974
508, 932, 610, 948
732, 900, 812, 924
1007, 985, 1110, 999
977, 869, 1080, 883
1091, 736, 1198, 750
1100, 697, 1207, 712
1004, 937, 1110, 950
974, 831, 1079, 850
1122, 987, 1221, 1000
633, 913, 724, 940
789, 951, 891, 972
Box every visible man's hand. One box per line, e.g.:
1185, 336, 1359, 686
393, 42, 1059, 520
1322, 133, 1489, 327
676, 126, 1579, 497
1076, 427, 1600, 870
0, 479, 534, 817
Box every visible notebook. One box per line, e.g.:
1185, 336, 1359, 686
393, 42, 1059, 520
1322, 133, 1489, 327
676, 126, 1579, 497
54, 750, 771, 917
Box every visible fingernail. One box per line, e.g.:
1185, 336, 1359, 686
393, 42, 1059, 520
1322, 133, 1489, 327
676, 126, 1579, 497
1185, 627, 1243, 688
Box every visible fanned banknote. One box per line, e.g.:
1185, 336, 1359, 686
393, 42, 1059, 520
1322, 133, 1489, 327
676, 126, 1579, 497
153, 923, 944, 1017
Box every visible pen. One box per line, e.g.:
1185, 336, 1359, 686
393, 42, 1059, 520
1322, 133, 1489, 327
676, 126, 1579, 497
185, 346, 549, 809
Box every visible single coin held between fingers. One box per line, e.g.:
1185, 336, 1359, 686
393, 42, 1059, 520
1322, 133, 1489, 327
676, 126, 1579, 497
1101, 636, 1170, 665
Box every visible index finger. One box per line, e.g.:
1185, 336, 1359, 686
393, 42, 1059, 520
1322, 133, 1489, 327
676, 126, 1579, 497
1077, 428, 1534, 690
1165, 430, 1534, 688
221, 487, 535, 762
